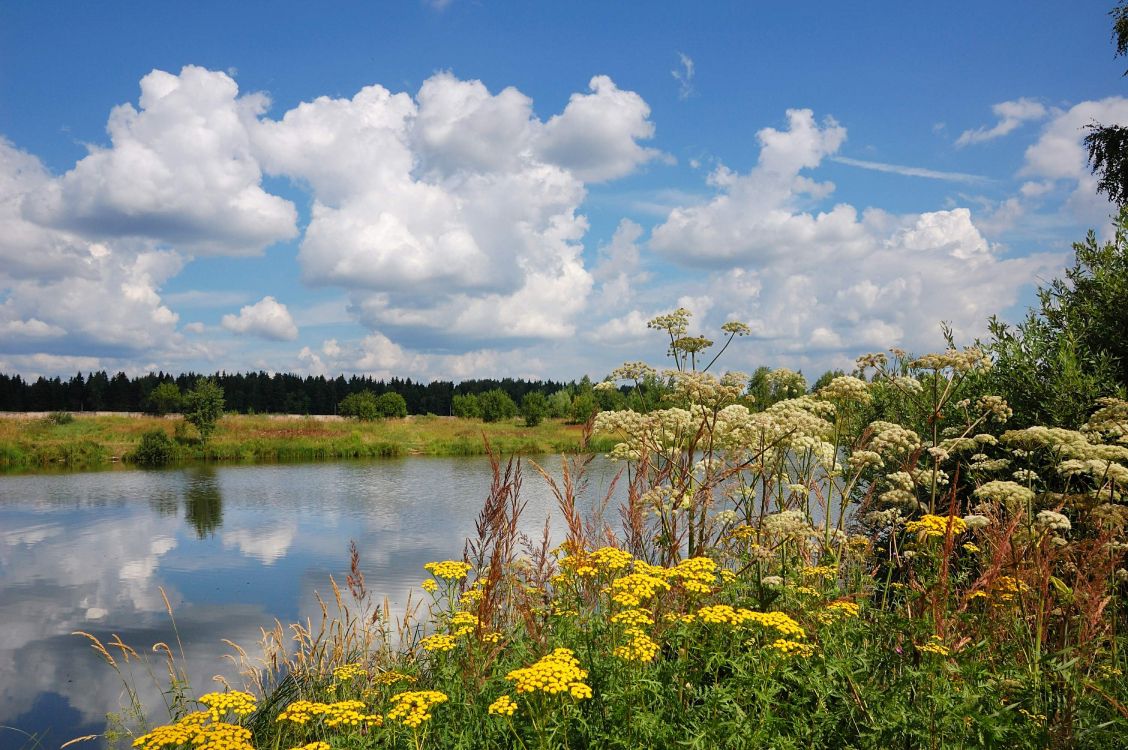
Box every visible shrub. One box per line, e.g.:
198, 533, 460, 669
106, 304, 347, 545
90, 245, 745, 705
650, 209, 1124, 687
569, 393, 598, 424
520, 391, 548, 426
183, 378, 224, 444
46, 410, 74, 425
452, 393, 482, 419
339, 391, 380, 420
375, 391, 408, 419
132, 429, 175, 466
479, 389, 517, 422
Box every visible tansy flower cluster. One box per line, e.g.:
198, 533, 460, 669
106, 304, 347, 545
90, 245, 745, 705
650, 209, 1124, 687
420, 634, 457, 653
198, 691, 257, 722
818, 601, 860, 623
133, 716, 254, 750
424, 560, 472, 581
668, 556, 719, 593
614, 628, 660, 662
609, 573, 670, 606
332, 663, 367, 681
276, 700, 382, 728
919, 636, 950, 656
386, 690, 449, 728
904, 514, 968, 539
488, 695, 518, 717
506, 648, 592, 699
769, 639, 816, 658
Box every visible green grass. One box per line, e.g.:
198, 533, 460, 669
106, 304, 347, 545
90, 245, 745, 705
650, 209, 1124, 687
0, 413, 608, 472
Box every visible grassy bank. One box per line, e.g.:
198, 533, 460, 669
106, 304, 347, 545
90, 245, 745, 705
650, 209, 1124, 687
0, 413, 614, 472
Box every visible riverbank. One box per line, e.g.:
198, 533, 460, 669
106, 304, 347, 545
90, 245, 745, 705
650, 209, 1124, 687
0, 413, 614, 472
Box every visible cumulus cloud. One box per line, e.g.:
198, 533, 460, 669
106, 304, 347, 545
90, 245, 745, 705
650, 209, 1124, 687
648, 108, 1062, 364
221, 296, 298, 341
651, 109, 856, 264
0, 245, 183, 358
252, 71, 657, 347
956, 98, 1048, 147
538, 75, 662, 182
24, 66, 298, 255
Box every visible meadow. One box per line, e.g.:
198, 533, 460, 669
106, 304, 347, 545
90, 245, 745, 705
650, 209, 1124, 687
0, 413, 613, 472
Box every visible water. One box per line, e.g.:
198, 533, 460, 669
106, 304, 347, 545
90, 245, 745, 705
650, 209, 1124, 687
0, 456, 622, 749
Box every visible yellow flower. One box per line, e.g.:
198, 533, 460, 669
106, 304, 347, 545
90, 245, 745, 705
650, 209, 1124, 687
332, 662, 367, 681
817, 600, 860, 623
424, 560, 472, 581
769, 639, 816, 657
421, 579, 439, 593
505, 648, 592, 699
609, 573, 670, 606
801, 564, 838, 579
387, 690, 448, 729
488, 695, 518, 717
919, 636, 950, 656
419, 634, 457, 653
610, 608, 655, 627
198, 691, 257, 722
904, 514, 967, 539
613, 628, 660, 662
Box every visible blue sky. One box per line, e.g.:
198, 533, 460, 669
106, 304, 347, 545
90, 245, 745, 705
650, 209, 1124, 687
1, 1, 1125, 383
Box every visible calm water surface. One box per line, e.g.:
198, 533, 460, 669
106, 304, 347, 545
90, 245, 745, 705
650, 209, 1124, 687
0, 457, 621, 749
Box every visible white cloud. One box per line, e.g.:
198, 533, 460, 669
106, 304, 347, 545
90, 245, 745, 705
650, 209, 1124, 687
221, 296, 298, 341
672, 52, 695, 100
956, 97, 1048, 147
538, 75, 662, 182
648, 109, 1062, 364
253, 72, 656, 347
24, 66, 298, 255
0, 246, 183, 357
651, 109, 858, 264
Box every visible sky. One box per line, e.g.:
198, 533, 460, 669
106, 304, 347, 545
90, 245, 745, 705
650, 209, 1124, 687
1, 1, 1126, 384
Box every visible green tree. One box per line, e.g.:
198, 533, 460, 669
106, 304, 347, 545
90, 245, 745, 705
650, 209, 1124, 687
987, 211, 1128, 427
545, 390, 572, 419
339, 390, 380, 420
1085, 2, 1128, 206
375, 391, 408, 418
520, 391, 548, 426
133, 428, 175, 466
478, 389, 517, 423
145, 381, 182, 416
452, 393, 482, 419
569, 393, 598, 424
747, 366, 806, 410
182, 378, 225, 444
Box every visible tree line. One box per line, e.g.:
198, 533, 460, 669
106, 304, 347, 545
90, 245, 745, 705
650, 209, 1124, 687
0, 370, 585, 417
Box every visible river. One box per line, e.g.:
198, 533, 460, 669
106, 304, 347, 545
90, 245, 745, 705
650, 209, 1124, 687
0, 456, 623, 749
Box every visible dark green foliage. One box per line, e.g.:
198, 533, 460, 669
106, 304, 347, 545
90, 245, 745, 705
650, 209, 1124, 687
374, 391, 408, 419
569, 393, 598, 424
144, 382, 182, 415
132, 429, 175, 466
182, 378, 225, 444
339, 391, 380, 420
811, 368, 845, 392
986, 212, 1128, 427
478, 389, 517, 423
1085, 2, 1128, 206
519, 391, 548, 426
451, 393, 482, 419
46, 411, 74, 425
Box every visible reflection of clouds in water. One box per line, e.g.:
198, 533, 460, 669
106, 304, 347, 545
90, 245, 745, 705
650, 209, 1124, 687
0, 457, 625, 738
221, 524, 296, 564
1, 521, 63, 546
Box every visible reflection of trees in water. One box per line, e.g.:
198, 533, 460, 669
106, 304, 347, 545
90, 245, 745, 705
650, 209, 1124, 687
149, 489, 179, 517
184, 467, 223, 538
